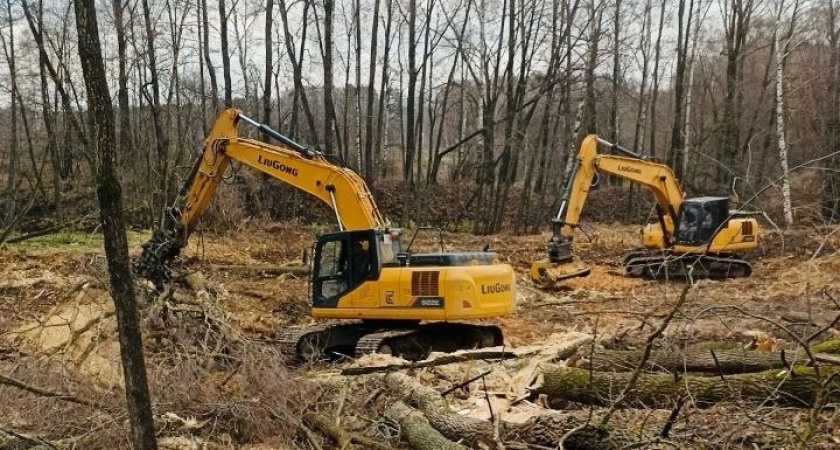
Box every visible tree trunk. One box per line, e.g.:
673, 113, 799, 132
405, 0, 417, 183
668, 0, 692, 181
572, 346, 815, 374
774, 0, 795, 227
363, 0, 381, 184
647, 0, 666, 157
200, 0, 218, 112
375, 0, 394, 179
112, 0, 132, 169
277, 0, 319, 143
323, 0, 336, 154
263, 0, 274, 124
583, 2, 602, 135
74, 0, 157, 447
141, 0, 170, 214
0, 0, 18, 221
219, 0, 232, 107
538, 365, 840, 408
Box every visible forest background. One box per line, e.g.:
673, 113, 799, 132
0, 0, 839, 236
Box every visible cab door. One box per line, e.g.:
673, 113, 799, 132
312, 236, 350, 308
312, 230, 379, 308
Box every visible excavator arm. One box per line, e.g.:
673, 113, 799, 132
134, 108, 387, 285
532, 134, 685, 283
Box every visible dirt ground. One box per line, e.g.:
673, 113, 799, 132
1, 222, 839, 448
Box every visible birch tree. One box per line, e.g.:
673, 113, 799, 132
774, 0, 800, 227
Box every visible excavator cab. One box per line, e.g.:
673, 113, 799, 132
312, 229, 402, 308
674, 197, 730, 246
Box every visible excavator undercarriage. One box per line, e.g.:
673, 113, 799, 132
623, 250, 752, 280
277, 321, 503, 361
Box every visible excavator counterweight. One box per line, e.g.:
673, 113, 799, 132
135, 108, 516, 361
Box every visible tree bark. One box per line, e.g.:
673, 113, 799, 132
571, 346, 816, 375
538, 365, 840, 408
263, 0, 274, 124
219, 0, 232, 107
74, 0, 157, 447
141, 0, 170, 214
386, 372, 617, 449
323, 0, 337, 154
112, 0, 132, 169
385, 401, 469, 450
667, 0, 692, 181
200, 0, 218, 112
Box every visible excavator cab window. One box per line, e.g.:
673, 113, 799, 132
675, 197, 730, 246
312, 230, 379, 307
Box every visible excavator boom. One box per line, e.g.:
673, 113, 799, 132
134, 109, 386, 284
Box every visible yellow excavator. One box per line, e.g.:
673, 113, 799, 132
530, 134, 759, 285
134, 109, 515, 360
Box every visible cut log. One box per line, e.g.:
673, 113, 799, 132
303, 413, 393, 450
573, 340, 840, 375
507, 333, 593, 403
385, 400, 469, 450
571, 346, 800, 374
385, 372, 617, 449
537, 365, 840, 408
812, 339, 840, 355
342, 346, 535, 376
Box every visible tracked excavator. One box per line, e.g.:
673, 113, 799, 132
530, 134, 759, 285
134, 109, 515, 361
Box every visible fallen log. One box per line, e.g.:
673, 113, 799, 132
385, 372, 616, 449
537, 365, 840, 408
812, 339, 840, 354
342, 346, 535, 376
385, 400, 469, 450
571, 346, 802, 374
303, 413, 392, 450
572, 340, 840, 375
209, 263, 309, 276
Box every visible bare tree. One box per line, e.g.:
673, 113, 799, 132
200, 0, 219, 112
825, 0, 840, 220
74, 0, 157, 447
774, 0, 800, 227
264, 0, 274, 123
718, 0, 754, 193
0, 0, 19, 221
112, 0, 132, 167
141, 0, 170, 213
667, 0, 695, 181
219, 0, 233, 107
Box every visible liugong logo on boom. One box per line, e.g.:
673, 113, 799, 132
258, 155, 299, 176
481, 283, 512, 294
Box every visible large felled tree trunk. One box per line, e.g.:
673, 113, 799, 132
571, 345, 819, 374
538, 365, 840, 408
74, 0, 157, 447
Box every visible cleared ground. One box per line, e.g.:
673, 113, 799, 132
1, 222, 839, 448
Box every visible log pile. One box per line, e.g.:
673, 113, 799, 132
314, 336, 840, 450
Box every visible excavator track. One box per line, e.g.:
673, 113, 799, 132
624, 251, 751, 280
276, 322, 504, 362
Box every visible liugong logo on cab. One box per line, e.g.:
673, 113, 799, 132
481, 283, 512, 294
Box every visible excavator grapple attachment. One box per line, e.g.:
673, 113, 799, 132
530, 257, 591, 285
